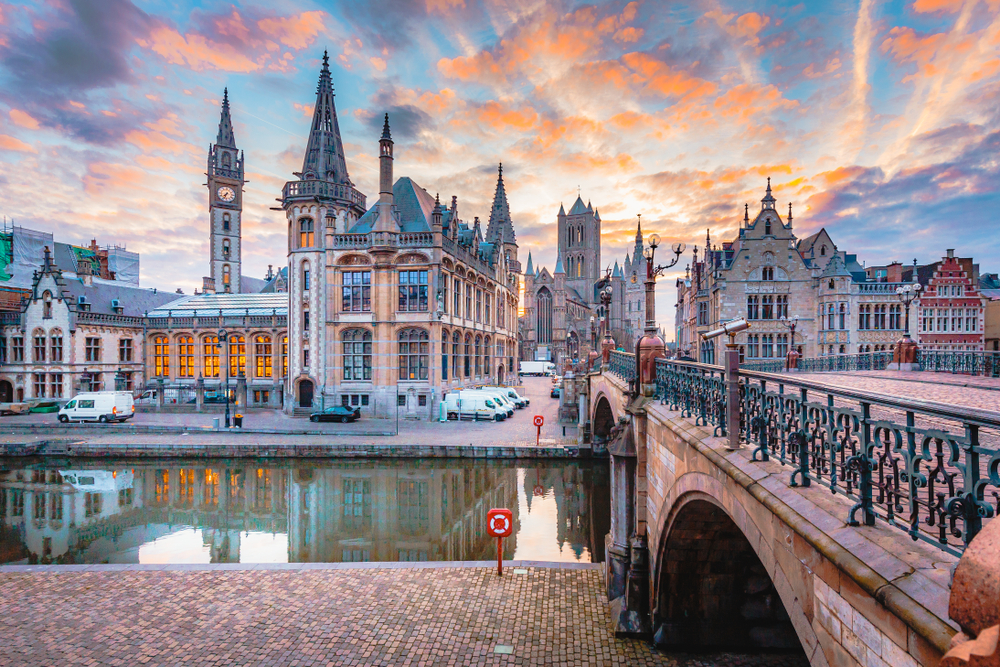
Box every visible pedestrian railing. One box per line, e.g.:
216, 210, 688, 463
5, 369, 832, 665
648, 357, 999, 555
609, 350, 636, 382
742, 350, 1000, 377
918, 350, 1000, 377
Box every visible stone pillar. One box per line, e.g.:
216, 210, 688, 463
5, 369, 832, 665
637, 334, 665, 397
889, 337, 919, 372
725, 343, 741, 450
195, 375, 205, 413
235, 373, 247, 413
156, 378, 164, 412
601, 332, 615, 369
941, 518, 1000, 666
785, 348, 800, 371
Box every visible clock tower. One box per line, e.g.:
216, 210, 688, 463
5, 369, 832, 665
207, 88, 245, 293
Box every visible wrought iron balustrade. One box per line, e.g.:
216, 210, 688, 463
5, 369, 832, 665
918, 350, 1000, 377
740, 359, 785, 373
645, 359, 1000, 555
609, 350, 635, 381
798, 352, 893, 372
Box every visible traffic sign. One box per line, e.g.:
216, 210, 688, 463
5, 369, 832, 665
487, 508, 513, 576
532, 415, 544, 427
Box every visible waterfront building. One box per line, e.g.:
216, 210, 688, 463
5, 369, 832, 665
282, 54, 520, 417
0, 247, 176, 402
916, 249, 986, 351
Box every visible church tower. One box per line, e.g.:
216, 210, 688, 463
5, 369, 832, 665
282, 52, 367, 412
557, 195, 601, 304
485, 163, 520, 298
207, 88, 245, 294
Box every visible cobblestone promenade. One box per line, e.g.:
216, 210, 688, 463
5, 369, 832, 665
0, 564, 808, 667
793, 370, 1000, 412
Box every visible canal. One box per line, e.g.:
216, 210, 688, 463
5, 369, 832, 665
0, 458, 609, 566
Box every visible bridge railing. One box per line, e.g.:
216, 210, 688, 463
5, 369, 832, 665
651, 357, 1000, 555
608, 350, 636, 382
742, 350, 1000, 377
918, 350, 1000, 377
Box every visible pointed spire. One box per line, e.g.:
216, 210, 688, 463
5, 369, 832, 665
744, 203, 749, 225
216, 88, 236, 148
787, 202, 793, 226
554, 250, 565, 275
594, 208, 600, 222
301, 51, 351, 185
432, 192, 443, 228
634, 214, 643, 253
586, 199, 592, 212
525, 251, 534, 275
381, 113, 391, 140
486, 162, 516, 245
761, 177, 776, 209
558, 202, 566, 216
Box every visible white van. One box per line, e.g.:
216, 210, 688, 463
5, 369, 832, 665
489, 386, 529, 408
58, 392, 135, 423
467, 389, 515, 417
443, 391, 505, 421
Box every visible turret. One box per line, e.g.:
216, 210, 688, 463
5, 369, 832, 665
379, 113, 393, 201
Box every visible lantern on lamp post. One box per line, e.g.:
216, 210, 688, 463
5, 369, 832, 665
636, 229, 686, 394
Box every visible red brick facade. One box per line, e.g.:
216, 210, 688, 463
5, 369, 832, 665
917, 252, 985, 351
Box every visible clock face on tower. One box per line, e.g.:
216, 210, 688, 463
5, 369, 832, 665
217, 186, 236, 203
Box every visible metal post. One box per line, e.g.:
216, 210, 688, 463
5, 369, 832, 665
725, 337, 740, 450
496, 536, 503, 576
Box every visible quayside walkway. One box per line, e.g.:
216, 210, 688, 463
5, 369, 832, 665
0, 563, 806, 667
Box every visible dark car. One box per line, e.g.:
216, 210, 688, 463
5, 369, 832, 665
550, 386, 561, 399
186, 395, 229, 404
310, 405, 361, 423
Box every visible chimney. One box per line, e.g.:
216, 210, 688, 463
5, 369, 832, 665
946, 249, 955, 259
203, 276, 216, 294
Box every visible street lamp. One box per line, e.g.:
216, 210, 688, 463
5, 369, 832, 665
895, 282, 922, 338
642, 232, 686, 334
890, 281, 922, 371
218, 328, 231, 428
599, 283, 615, 365
779, 315, 800, 370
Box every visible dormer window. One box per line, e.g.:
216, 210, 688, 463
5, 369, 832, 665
820, 245, 827, 256
765, 218, 772, 235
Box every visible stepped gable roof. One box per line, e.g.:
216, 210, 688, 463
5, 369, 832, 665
148, 292, 288, 317
568, 196, 588, 216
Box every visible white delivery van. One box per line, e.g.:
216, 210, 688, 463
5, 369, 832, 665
443, 391, 504, 421
502, 387, 529, 408
467, 389, 515, 417
519, 361, 555, 376
58, 391, 135, 423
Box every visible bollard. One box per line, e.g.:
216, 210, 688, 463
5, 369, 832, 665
213, 417, 220, 430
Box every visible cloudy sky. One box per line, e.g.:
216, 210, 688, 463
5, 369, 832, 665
1, 0, 998, 335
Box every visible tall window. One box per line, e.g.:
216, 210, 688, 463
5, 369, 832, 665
966, 309, 977, 332
302, 263, 311, 291
255, 335, 273, 378
398, 270, 429, 312
33, 330, 46, 362
153, 336, 169, 376
776, 295, 788, 319
484, 336, 491, 376
826, 304, 835, 330
889, 305, 901, 330
203, 336, 220, 377
118, 338, 132, 362
49, 373, 63, 398
536, 287, 553, 344
223, 212, 231, 231
33, 373, 46, 398
343, 330, 372, 381
839, 303, 846, 330
761, 267, 774, 281
746, 295, 759, 320
299, 218, 314, 247
761, 334, 773, 358
85, 337, 101, 362
485, 293, 491, 325
697, 302, 708, 326
229, 335, 246, 377
398, 329, 429, 381
475, 289, 482, 322
776, 334, 789, 358
222, 264, 231, 291
303, 309, 310, 332
223, 238, 231, 258
874, 305, 886, 330
747, 334, 759, 358
464, 334, 472, 377
474, 336, 481, 375
178, 336, 195, 377
859, 304, 871, 330
11, 336, 23, 362
452, 332, 460, 379
342, 271, 372, 311
761, 295, 774, 320
453, 280, 461, 316
465, 282, 472, 318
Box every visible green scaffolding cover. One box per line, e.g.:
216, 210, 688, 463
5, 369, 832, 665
72, 246, 101, 275
0, 234, 13, 282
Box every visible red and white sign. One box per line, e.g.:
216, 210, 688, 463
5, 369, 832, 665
532, 415, 544, 427
487, 508, 513, 538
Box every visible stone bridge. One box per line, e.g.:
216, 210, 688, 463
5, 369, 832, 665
587, 353, 1000, 667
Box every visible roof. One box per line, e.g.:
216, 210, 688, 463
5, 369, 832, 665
61, 277, 179, 318
568, 196, 588, 216
299, 52, 351, 185
351, 177, 435, 234
240, 275, 267, 293
485, 164, 516, 245
147, 292, 289, 317
981, 289, 1000, 300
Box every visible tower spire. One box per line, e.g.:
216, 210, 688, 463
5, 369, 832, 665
788, 202, 793, 226
486, 162, 516, 245
216, 88, 236, 148
301, 51, 351, 185
761, 177, 776, 209
634, 213, 643, 253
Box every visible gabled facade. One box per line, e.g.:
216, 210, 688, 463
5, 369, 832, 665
917, 250, 985, 351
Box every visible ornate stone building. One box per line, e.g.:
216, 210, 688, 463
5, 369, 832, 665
282, 54, 520, 418
204, 89, 247, 295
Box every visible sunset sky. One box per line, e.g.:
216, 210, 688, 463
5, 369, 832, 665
1, 0, 998, 334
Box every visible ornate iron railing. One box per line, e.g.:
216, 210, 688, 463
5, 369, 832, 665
918, 350, 1000, 377
650, 358, 1000, 555
739, 359, 786, 373
798, 352, 894, 372
609, 350, 635, 381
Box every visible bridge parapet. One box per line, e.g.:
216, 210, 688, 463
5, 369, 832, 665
741, 350, 1000, 377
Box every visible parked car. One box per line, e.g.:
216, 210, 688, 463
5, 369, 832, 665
310, 405, 361, 423
58, 392, 134, 423
550, 386, 561, 399
186, 395, 229, 404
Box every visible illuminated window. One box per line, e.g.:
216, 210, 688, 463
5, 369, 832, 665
255, 335, 273, 378
203, 336, 220, 378
153, 336, 169, 376
299, 218, 314, 248
178, 336, 195, 377
229, 335, 246, 376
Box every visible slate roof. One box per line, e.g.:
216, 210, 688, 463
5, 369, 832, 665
240, 275, 267, 293
485, 164, 516, 245
61, 277, 179, 318
351, 177, 436, 234
147, 292, 288, 317
568, 196, 588, 216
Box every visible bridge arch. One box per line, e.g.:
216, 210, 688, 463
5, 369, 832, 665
591, 393, 615, 446
653, 473, 815, 657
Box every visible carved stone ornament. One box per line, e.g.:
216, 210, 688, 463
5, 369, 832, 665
337, 255, 371, 266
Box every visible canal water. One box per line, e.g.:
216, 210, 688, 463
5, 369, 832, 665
0, 459, 609, 566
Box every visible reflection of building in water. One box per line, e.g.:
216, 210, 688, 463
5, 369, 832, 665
137, 466, 287, 563
289, 464, 517, 562
523, 464, 608, 561
0, 465, 288, 564
0, 468, 142, 564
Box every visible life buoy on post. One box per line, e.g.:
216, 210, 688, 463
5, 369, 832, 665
486, 508, 513, 575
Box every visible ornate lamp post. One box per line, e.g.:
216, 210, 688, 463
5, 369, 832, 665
891, 282, 922, 371
218, 328, 231, 428
600, 283, 615, 366
637, 232, 685, 395
779, 315, 800, 371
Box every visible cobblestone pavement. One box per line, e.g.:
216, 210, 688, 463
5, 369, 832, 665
0, 566, 808, 667
2, 377, 578, 448
794, 371, 1000, 413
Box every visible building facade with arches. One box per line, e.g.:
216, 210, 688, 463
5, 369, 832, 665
280, 55, 520, 418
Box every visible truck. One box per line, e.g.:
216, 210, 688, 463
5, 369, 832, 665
519, 361, 555, 376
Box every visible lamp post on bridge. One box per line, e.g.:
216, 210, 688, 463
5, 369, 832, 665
637, 229, 685, 396
890, 278, 922, 371
779, 315, 800, 371
600, 283, 615, 368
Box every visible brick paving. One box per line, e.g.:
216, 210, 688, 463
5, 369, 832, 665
794, 371, 1000, 413
0, 565, 807, 667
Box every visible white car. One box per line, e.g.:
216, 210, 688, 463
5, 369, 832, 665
58, 391, 134, 423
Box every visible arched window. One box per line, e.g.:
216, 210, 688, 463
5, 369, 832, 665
281, 336, 288, 377
826, 303, 835, 330
484, 336, 491, 376
203, 336, 220, 378
223, 212, 231, 232
474, 336, 482, 375
464, 334, 472, 377
343, 330, 372, 381
820, 245, 827, 256
42, 291, 53, 319
255, 335, 273, 378
153, 336, 169, 377
299, 218, 314, 248
536, 287, 553, 344
228, 335, 246, 377
452, 332, 460, 379
765, 218, 772, 235
223, 239, 231, 258
32, 328, 46, 363
838, 303, 846, 330
177, 336, 195, 377
222, 264, 231, 292
398, 329, 429, 381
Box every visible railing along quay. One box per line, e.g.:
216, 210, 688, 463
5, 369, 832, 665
607, 353, 1000, 556
741, 350, 1000, 377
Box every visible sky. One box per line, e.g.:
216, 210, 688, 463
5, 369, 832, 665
1, 0, 998, 335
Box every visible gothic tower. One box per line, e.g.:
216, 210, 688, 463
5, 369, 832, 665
557, 195, 601, 304
207, 88, 245, 294
485, 163, 520, 305
282, 52, 367, 411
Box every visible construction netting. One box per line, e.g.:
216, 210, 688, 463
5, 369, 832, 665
108, 247, 140, 285
10, 226, 52, 287
0, 234, 13, 282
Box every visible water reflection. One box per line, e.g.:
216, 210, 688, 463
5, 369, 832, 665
0, 460, 608, 566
